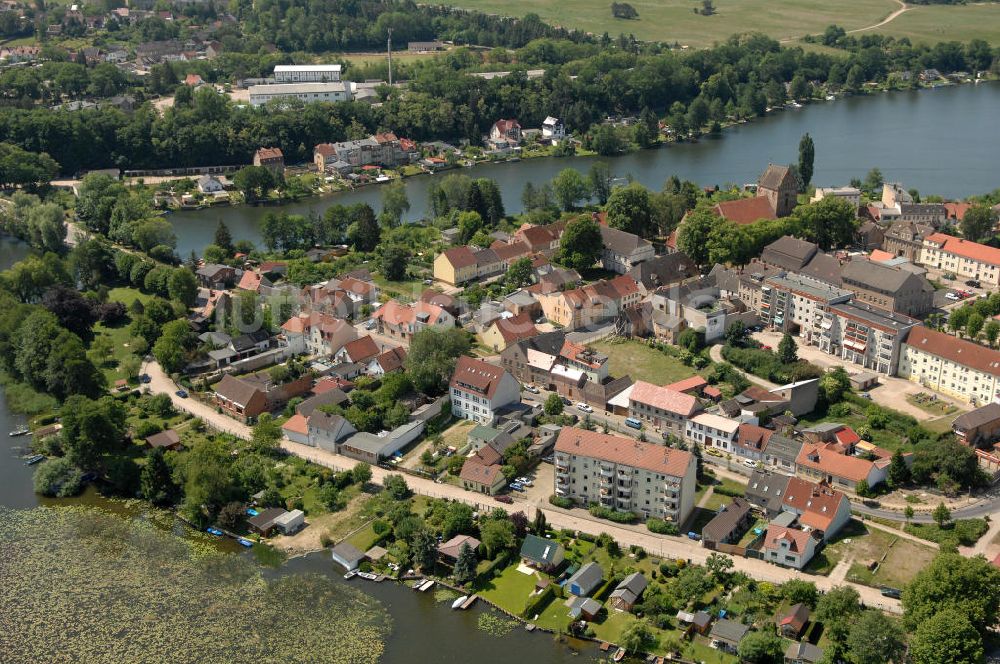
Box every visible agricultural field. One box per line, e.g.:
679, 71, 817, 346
436, 0, 898, 47
869, 3, 1000, 45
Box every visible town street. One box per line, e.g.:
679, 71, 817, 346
141, 360, 919, 613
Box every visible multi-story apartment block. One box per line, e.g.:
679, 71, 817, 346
840, 259, 934, 317
535, 275, 641, 330
759, 273, 852, 342
273, 64, 342, 83
920, 233, 1000, 288
898, 326, 1000, 406
815, 302, 918, 375
449, 356, 520, 425
628, 381, 702, 440
554, 427, 696, 524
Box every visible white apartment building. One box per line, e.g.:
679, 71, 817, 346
273, 64, 343, 83
449, 356, 521, 425
920, 233, 1000, 288
685, 413, 740, 452
555, 427, 697, 524
810, 186, 861, 210
816, 302, 918, 375
898, 326, 1000, 406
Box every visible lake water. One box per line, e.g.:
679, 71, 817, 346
0, 231, 594, 662
167, 83, 1000, 255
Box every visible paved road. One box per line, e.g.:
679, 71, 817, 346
142, 360, 908, 612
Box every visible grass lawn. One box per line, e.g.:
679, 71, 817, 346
685, 507, 718, 536
373, 273, 427, 301
435, 0, 897, 47
872, 3, 1000, 45
702, 478, 746, 512
589, 338, 704, 385
338, 51, 441, 67
842, 525, 937, 589
347, 521, 382, 551
476, 563, 539, 613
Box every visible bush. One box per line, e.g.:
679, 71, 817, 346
588, 504, 637, 523
134, 420, 163, 439
549, 494, 574, 509
647, 518, 680, 535
522, 584, 556, 618
713, 484, 744, 498
33, 458, 84, 497
905, 519, 989, 546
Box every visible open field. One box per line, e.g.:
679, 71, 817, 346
841, 522, 937, 590
870, 3, 1000, 45
589, 339, 702, 385
338, 51, 442, 67
437, 0, 897, 47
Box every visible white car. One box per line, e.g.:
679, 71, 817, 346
742, 459, 758, 469
576, 402, 593, 413
945, 292, 960, 301
523, 384, 539, 394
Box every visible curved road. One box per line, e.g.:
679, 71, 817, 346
780, 0, 909, 43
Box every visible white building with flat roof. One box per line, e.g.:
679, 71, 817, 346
249, 82, 351, 106
273, 64, 342, 83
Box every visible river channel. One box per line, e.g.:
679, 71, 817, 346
165, 82, 1000, 255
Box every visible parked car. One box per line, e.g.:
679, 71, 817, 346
945, 292, 960, 301
509, 483, 525, 492
742, 459, 757, 469
175, 389, 188, 398
624, 417, 642, 429
523, 384, 539, 394
687, 532, 701, 541
561, 396, 572, 405
495, 495, 514, 504
365, 319, 376, 330
139, 374, 151, 384
706, 447, 723, 458
965, 279, 981, 288
576, 402, 593, 413
880, 587, 902, 599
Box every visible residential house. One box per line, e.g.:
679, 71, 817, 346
372, 299, 455, 346
899, 203, 947, 226
212, 374, 269, 422
763, 435, 803, 474
898, 326, 1000, 406
840, 258, 934, 317
785, 642, 825, 664
566, 562, 604, 597
541, 116, 566, 142
489, 119, 522, 147
599, 225, 655, 274
795, 441, 890, 492
196, 174, 223, 194
709, 619, 750, 654
733, 423, 774, 462
295, 388, 350, 417
952, 403, 1000, 448
781, 477, 852, 540
513, 223, 562, 255
248, 508, 288, 537
810, 186, 861, 210
686, 412, 741, 452
459, 444, 507, 495
758, 236, 821, 273
481, 313, 540, 351
449, 356, 521, 424
438, 535, 480, 562
920, 233, 1000, 287
745, 470, 792, 515
609, 573, 647, 612
519, 534, 565, 571
762, 525, 819, 569
253, 147, 284, 175
281, 413, 310, 445
701, 497, 753, 547
628, 252, 699, 290
145, 429, 182, 451
567, 596, 602, 621
628, 381, 702, 440
554, 427, 697, 524
882, 221, 931, 262
777, 603, 810, 638
536, 275, 641, 330
306, 411, 357, 452
336, 335, 381, 366
433, 245, 505, 286
282, 312, 358, 357
196, 263, 237, 289
367, 346, 407, 376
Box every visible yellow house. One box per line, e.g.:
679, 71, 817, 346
479, 313, 539, 351
434, 246, 479, 286
898, 326, 1000, 405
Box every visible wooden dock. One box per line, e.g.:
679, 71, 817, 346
415, 579, 435, 592
459, 594, 478, 610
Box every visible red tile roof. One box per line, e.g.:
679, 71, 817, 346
664, 375, 708, 394
314, 143, 337, 158
629, 380, 701, 417
781, 477, 848, 532
713, 197, 777, 225
282, 413, 309, 436
796, 442, 875, 483
441, 245, 478, 269
905, 326, 1000, 378
556, 427, 693, 478
925, 233, 1000, 267
373, 346, 406, 372
491, 313, 539, 344
763, 525, 813, 554
735, 423, 773, 454
943, 202, 972, 221
460, 457, 504, 486
255, 146, 283, 161
341, 335, 380, 363
449, 356, 511, 400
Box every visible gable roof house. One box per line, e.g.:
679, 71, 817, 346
609, 573, 648, 612
777, 603, 811, 638
480, 312, 540, 351
535, 275, 642, 330
745, 469, 792, 515
628, 380, 702, 440
795, 441, 890, 492
781, 477, 852, 540
840, 258, 934, 317
437, 535, 480, 562
336, 335, 382, 365
952, 403, 1000, 448
920, 233, 1000, 288
599, 225, 655, 274
628, 251, 699, 290
449, 356, 521, 425
520, 533, 565, 571
566, 561, 604, 597
701, 496, 753, 547
762, 525, 819, 570
733, 423, 774, 462
709, 619, 751, 654
489, 118, 522, 148
459, 445, 508, 495
212, 374, 269, 422
282, 312, 359, 358
898, 325, 1000, 406
145, 428, 182, 451
367, 346, 407, 376
196, 263, 238, 289
372, 299, 455, 346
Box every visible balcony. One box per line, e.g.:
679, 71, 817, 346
617, 470, 631, 481
556, 474, 568, 485
555, 458, 569, 470
599, 467, 614, 478
600, 487, 612, 497
617, 485, 632, 496
600, 495, 614, 507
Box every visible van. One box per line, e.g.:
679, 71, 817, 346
624, 417, 642, 429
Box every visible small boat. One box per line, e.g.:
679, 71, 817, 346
451, 595, 468, 609
826, 94, 836, 101
9, 427, 29, 437
613, 647, 626, 662
206, 527, 224, 537
358, 571, 379, 581
237, 538, 253, 548
24, 454, 45, 465
344, 569, 358, 580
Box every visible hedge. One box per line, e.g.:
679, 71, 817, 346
588, 504, 637, 523
522, 584, 557, 619
476, 550, 512, 584
713, 485, 745, 498
647, 518, 679, 536
549, 494, 574, 509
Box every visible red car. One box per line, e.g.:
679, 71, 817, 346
761, 344, 772, 351
495, 495, 514, 504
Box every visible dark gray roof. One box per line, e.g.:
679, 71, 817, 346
759, 164, 795, 191
900, 203, 946, 216
702, 497, 752, 542
709, 618, 750, 644
247, 507, 286, 531
567, 562, 604, 595
785, 642, 824, 663
231, 328, 271, 352
799, 253, 843, 286
761, 236, 819, 271
612, 572, 647, 598
600, 225, 652, 256
297, 389, 350, 416
952, 403, 1000, 430
841, 258, 933, 295
520, 534, 563, 564
512, 330, 567, 357
629, 252, 698, 289
764, 435, 803, 464
213, 374, 262, 407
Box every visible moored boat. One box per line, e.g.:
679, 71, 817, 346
451, 596, 468, 609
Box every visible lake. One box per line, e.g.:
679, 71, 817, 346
166, 82, 1000, 255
